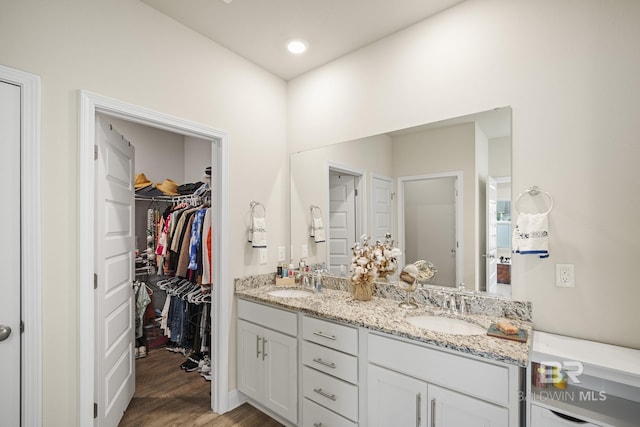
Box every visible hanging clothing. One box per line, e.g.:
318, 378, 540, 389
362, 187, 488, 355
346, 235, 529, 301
134, 281, 152, 339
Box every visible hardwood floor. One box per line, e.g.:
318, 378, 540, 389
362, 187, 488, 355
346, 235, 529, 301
119, 348, 283, 427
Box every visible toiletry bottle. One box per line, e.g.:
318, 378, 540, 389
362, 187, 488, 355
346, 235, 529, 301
315, 270, 323, 292
288, 263, 294, 278
282, 263, 288, 278
277, 264, 282, 278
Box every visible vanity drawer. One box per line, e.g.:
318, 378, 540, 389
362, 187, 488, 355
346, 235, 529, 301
303, 316, 358, 355
303, 366, 358, 421
237, 299, 297, 336
302, 341, 358, 384
368, 333, 510, 406
303, 398, 358, 427
530, 404, 599, 427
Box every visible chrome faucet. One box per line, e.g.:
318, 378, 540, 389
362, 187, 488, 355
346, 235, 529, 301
450, 294, 458, 315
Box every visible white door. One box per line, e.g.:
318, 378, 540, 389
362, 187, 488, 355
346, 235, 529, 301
0, 79, 21, 426
95, 116, 136, 426
403, 176, 457, 286
371, 174, 393, 243
368, 364, 428, 427
485, 177, 498, 293
329, 171, 357, 275
429, 384, 508, 426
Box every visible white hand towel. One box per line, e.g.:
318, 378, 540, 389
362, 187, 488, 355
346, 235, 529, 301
512, 213, 549, 258
312, 217, 326, 243
251, 217, 267, 248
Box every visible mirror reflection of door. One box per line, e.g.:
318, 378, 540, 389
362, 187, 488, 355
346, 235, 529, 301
370, 174, 394, 243
485, 176, 498, 293
401, 174, 459, 287
328, 169, 361, 275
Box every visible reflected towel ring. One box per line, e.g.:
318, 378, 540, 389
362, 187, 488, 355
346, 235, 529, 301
310, 204, 322, 219
514, 186, 553, 215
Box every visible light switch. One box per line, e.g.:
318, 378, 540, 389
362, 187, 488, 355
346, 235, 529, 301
301, 244, 308, 258
259, 248, 267, 265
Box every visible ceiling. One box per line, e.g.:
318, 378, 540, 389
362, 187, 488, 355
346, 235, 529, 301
141, 0, 465, 80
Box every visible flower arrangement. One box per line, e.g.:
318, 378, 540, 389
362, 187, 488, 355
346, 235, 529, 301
349, 233, 401, 300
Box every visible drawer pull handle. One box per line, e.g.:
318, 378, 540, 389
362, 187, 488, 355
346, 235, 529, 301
416, 393, 421, 427
313, 423, 324, 427
313, 387, 337, 401
312, 357, 336, 368
313, 331, 336, 340
256, 335, 261, 358
431, 398, 436, 427
550, 410, 588, 424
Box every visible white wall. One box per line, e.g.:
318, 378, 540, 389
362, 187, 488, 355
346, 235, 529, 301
108, 116, 187, 185
0, 1, 288, 425
288, 0, 640, 349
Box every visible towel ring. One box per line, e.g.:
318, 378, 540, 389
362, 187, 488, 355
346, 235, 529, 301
514, 186, 553, 215
250, 201, 266, 216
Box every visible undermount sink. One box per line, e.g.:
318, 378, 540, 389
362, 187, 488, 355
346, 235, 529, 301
406, 315, 486, 335
267, 289, 314, 298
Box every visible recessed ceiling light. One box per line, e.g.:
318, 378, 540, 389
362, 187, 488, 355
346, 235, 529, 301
286, 39, 308, 55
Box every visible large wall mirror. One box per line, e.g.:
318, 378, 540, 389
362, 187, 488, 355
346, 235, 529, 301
290, 107, 512, 297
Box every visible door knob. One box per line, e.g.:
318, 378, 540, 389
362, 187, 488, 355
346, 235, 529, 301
0, 325, 12, 342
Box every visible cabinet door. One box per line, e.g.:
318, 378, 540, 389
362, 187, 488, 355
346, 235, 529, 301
429, 384, 508, 427
368, 364, 429, 427
237, 319, 263, 402
263, 327, 298, 423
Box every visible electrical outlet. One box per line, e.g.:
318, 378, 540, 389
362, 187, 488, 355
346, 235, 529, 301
259, 248, 268, 265
301, 244, 308, 258
277, 246, 286, 262
556, 264, 575, 287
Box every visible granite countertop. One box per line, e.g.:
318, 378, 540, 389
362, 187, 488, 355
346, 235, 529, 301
235, 285, 533, 367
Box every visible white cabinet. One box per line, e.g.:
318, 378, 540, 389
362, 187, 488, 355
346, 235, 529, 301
368, 364, 429, 427
301, 315, 360, 425
430, 383, 508, 427
527, 331, 640, 427
530, 405, 599, 427
237, 300, 298, 424
368, 364, 508, 427
368, 333, 516, 427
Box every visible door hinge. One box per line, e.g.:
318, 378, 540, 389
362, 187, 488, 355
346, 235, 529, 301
354, 188, 358, 196
94, 145, 98, 160
20, 321, 24, 334
94, 403, 98, 419
94, 273, 98, 289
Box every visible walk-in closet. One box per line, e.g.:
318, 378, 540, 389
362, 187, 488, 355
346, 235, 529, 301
104, 115, 215, 422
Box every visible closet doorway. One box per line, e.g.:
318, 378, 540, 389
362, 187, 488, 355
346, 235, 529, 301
78, 91, 230, 427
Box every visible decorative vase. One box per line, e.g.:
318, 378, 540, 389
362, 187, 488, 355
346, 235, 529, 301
351, 277, 374, 301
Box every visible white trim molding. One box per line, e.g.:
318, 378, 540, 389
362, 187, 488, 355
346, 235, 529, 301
78, 90, 230, 425
0, 64, 43, 427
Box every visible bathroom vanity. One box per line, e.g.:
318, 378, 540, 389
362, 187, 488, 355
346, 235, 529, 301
236, 283, 531, 426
